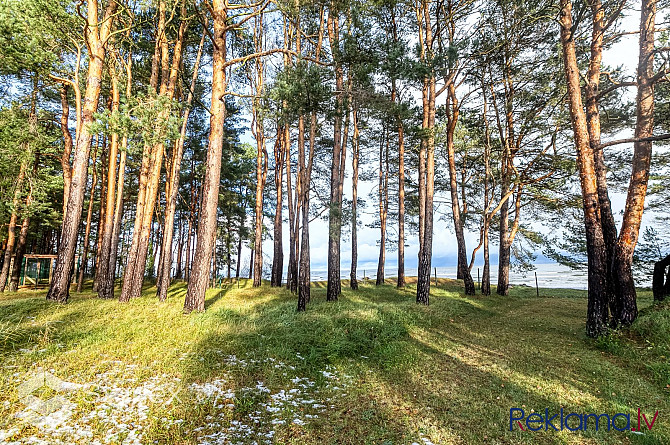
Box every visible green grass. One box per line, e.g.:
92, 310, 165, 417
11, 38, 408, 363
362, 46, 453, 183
0, 278, 668, 444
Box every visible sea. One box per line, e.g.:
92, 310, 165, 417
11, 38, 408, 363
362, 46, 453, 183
309, 262, 651, 290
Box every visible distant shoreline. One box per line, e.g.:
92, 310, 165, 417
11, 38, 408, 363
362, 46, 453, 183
305, 262, 652, 290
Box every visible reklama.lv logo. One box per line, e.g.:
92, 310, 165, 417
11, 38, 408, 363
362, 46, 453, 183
510, 408, 659, 432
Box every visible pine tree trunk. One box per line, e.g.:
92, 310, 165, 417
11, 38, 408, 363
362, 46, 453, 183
9, 216, 30, 292
397, 121, 406, 288
99, 51, 131, 300
95, 69, 120, 298
653, 255, 670, 301
121, 146, 164, 300
584, 0, 619, 320
481, 80, 492, 296
92, 141, 108, 292
415, 0, 433, 305
176, 213, 183, 279
285, 126, 296, 292
298, 111, 317, 311
252, 117, 267, 287
291, 110, 305, 295
271, 131, 284, 287
157, 24, 203, 302
120, 141, 150, 300
185, 214, 192, 280
326, 10, 344, 302
560, 0, 609, 336
249, 248, 254, 280
184, 0, 227, 313
47, 0, 118, 304
0, 163, 26, 292
390, 12, 404, 288
297, 13, 322, 311
418, 79, 428, 259
446, 85, 475, 295
60, 85, 73, 215
77, 144, 100, 293
350, 107, 359, 290
252, 13, 268, 288
612, 0, 656, 326
482, 221, 491, 296
289, 120, 302, 294
121, 0, 184, 302
236, 225, 243, 279
497, 158, 511, 295
104, 149, 126, 298
416, 71, 435, 305
376, 127, 388, 286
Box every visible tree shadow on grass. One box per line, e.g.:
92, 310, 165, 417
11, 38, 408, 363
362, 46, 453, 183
0, 298, 109, 363
7, 282, 662, 444
204, 287, 232, 309
162, 290, 505, 441
162, 283, 670, 444
166, 294, 424, 443
161, 281, 236, 309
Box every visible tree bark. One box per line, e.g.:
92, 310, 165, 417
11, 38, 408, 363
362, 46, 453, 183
157, 24, 204, 302
95, 77, 120, 296
298, 111, 318, 310
446, 84, 475, 295
9, 215, 30, 292
92, 137, 108, 292
76, 141, 100, 293
326, 8, 345, 301
290, 117, 303, 294
270, 130, 284, 287
285, 125, 297, 292
396, 112, 405, 288
0, 163, 26, 292
418, 79, 428, 261
183, 0, 228, 313
184, 170, 196, 281
98, 51, 131, 300
252, 11, 268, 288
481, 82, 492, 296
249, 248, 254, 280
416, 0, 434, 305
297, 9, 325, 309
390, 0, 404, 289
47, 0, 118, 303
350, 106, 360, 290
376, 127, 389, 286
560, 0, 609, 337
610, 0, 657, 326
60, 85, 73, 215
121, 0, 183, 302
585, 0, 619, 321
176, 212, 183, 279
497, 158, 511, 295
120, 51, 160, 300
252, 114, 267, 287
236, 222, 243, 279
105, 145, 126, 298
652, 255, 670, 302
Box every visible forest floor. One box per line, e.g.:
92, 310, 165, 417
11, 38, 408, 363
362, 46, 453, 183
0, 277, 668, 444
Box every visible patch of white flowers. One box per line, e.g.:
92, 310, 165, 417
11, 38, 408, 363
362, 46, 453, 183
0, 353, 349, 445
